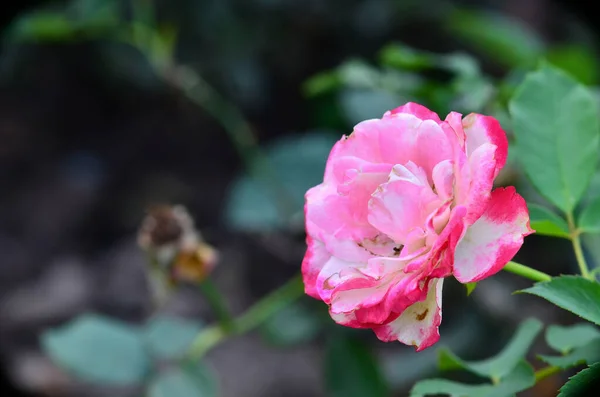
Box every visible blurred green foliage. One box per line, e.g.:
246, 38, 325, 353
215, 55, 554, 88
42, 314, 150, 385
12, 0, 600, 396
224, 131, 338, 232
42, 313, 214, 395
259, 300, 323, 346
325, 335, 390, 397
148, 362, 217, 397
143, 315, 204, 360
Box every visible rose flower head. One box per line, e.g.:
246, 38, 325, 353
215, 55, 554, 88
302, 103, 533, 351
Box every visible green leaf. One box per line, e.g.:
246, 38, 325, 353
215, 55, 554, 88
143, 315, 203, 360
438, 318, 542, 380
380, 43, 481, 76
527, 203, 570, 238
447, 10, 544, 68
546, 45, 599, 86
148, 362, 218, 397
303, 71, 341, 97
440, 53, 482, 77
411, 379, 492, 397
7, 11, 75, 41
465, 282, 477, 296
224, 131, 339, 232
509, 64, 600, 213
325, 336, 389, 397
259, 302, 321, 346
337, 60, 382, 89
484, 361, 535, 397
558, 362, 600, 396
379, 43, 436, 71
545, 324, 600, 354
410, 360, 535, 397
6, 0, 119, 42
519, 276, 600, 325
41, 313, 148, 385
579, 196, 600, 234
539, 338, 600, 369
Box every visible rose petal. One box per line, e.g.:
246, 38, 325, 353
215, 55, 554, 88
302, 236, 331, 299
432, 160, 455, 201
330, 310, 370, 328
329, 257, 407, 319
408, 205, 466, 278
316, 256, 366, 303
307, 160, 391, 263
462, 113, 508, 178
445, 111, 466, 147
308, 171, 387, 242
414, 120, 455, 179
368, 165, 440, 243
461, 142, 499, 225
336, 112, 453, 176
453, 187, 533, 283
324, 115, 419, 165
372, 278, 444, 351
385, 102, 442, 122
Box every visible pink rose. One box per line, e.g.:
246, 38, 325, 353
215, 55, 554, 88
302, 103, 533, 351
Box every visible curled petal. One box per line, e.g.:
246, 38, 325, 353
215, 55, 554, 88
385, 102, 442, 122
413, 120, 455, 179
405, 205, 467, 277
462, 113, 508, 178
368, 165, 440, 244
330, 310, 369, 329
372, 278, 444, 351
302, 236, 331, 299
316, 257, 365, 303
445, 111, 466, 147
460, 142, 499, 225
426, 200, 452, 235
329, 258, 412, 322
453, 187, 533, 283
432, 160, 455, 201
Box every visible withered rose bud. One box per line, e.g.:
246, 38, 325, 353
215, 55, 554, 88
138, 204, 218, 283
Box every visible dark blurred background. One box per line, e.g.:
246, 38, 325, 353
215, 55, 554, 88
0, 0, 599, 396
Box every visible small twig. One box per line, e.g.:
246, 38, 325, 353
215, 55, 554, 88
185, 274, 304, 359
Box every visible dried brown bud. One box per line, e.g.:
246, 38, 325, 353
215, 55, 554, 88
138, 204, 196, 250
170, 243, 218, 283
138, 204, 217, 283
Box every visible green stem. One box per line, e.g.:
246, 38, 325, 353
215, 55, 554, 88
186, 274, 304, 359
503, 261, 552, 282
572, 234, 592, 279
235, 275, 304, 334
567, 212, 592, 280
534, 365, 561, 382
166, 66, 297, 220
198, 279, 235, 332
